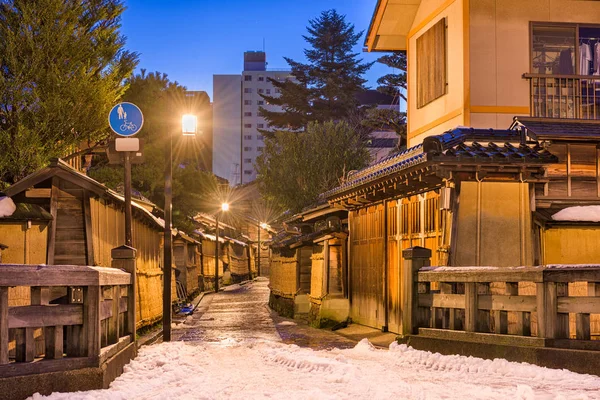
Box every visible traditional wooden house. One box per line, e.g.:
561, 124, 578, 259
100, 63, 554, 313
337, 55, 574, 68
269, 204, 349, 326
173, 231, 202, 298
324, 128, 558, 331
0, 159, 175, 328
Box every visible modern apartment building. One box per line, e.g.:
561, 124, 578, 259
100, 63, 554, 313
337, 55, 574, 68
213, 51, 291, 185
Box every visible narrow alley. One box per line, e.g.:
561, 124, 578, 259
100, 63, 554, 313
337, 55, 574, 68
33, 279, 600, 400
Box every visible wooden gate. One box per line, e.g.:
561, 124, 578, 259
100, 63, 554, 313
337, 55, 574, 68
349, 204, 384, 329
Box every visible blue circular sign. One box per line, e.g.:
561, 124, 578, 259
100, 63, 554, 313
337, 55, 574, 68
109, 102, 144, 136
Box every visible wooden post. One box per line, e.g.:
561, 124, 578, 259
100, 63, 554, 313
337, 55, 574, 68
577, 282, 599, 340
323, 240, 330, 297
506, 282, 530, 336
477, 283, 491, 333
84, 285, 101, 359
112, 246, 137, 343
465, 282, 478, 332
0, 287, 8, 364
556, 283, 569, 339
439, 283, 456, 330
107, 286, 120, 345
401, 246, 431, 337
537, 282, 557, 339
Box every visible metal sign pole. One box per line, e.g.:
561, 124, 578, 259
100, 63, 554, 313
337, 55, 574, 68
163, 132, 173, 342
124, 152, 133, 247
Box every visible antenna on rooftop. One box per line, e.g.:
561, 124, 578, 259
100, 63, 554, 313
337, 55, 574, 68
263, 38, 265, 53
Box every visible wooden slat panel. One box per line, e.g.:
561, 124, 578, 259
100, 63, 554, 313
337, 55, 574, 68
44, 325, 63, 360
419, 293, 465, 309
477, 295, 537, 313
8, 305, 83, 328
0, 356, 96, 378
557, 296, 600, 314
416, 18, 446, 108
0, 288, 8, 364
418, 270, 543, 283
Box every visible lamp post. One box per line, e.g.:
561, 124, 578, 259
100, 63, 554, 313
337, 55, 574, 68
163, 114, 197, 342
214, 202, 229, 293
258, 222, 267, 277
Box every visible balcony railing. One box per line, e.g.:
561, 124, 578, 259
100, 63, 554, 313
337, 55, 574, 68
523, 74, 600, 120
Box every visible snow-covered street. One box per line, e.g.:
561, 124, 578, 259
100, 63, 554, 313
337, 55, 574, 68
33, 338, 600, 400
30, 279, 600, 400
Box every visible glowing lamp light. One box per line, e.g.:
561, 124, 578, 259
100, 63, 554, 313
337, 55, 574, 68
182, 114, 198, 136
260, 222, 268, 230
221, 203, 230, 212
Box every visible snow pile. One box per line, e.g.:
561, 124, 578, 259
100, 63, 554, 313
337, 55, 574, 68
277, 321, 297, 326
0, 196, 16, 218
31, 338, 600, 400
552, 206, 600, 222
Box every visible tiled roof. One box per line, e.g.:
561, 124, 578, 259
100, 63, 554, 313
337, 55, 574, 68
324, 127, 557, 199
512, 117, 600, 141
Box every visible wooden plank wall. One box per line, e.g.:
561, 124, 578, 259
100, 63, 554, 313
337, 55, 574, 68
349, 204, 384, 329
298, 247, 312, 294
53, 181, 86, 265
346, 191, 448, 333
89, 197, 164, 328
0, 222, 48, 306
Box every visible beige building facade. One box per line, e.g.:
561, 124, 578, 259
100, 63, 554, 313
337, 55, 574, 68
366, 0, 600, 145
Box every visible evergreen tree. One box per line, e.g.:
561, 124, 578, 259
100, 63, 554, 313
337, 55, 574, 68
255, 121, 369, 212
259, 9, 373, 130
362, 51, 408, 148
0, 0, 138, 185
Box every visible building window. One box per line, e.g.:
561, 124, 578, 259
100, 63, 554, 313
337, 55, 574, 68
244, 170, 252, 175
257, 100, 264, 106
258, 76, 265, 82
257, 146, 264, 151
257, 88, 264, 94
416, 18, 446, 108
244, 75, 252, 81
266, 89, 271, 94
244, 135, 252, 140
244, 124, 252, 129
244, 88, 252, 94
257, 124, 264, 129
257, 135, 264, 140
244, 147, 252, 151
274, 88, 281, 94
244, 112, 252, 117
244, 100, 252, 105
244, 158, 252, 163
531, 23, 600, 75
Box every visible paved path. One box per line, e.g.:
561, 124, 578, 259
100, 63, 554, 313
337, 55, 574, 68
172, 278, 364, 349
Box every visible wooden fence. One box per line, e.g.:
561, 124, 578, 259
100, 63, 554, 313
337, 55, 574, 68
0, 262, 134, 378
402, 247, 600, 350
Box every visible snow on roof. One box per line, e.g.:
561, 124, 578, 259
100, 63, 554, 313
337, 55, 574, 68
552, 206, 600, 222
0, 196, 16, 218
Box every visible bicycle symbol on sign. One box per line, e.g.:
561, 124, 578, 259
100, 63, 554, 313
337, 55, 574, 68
120, 120, 138, 132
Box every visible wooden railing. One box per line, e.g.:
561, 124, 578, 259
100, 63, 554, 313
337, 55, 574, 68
524, 74, 600, 120
402, 247, 600, 350
0, 263, 134, 378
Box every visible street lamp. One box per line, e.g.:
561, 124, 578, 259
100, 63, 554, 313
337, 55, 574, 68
214, 202, 229, 293
163, 113, 198, 342
257, 222, 268, 277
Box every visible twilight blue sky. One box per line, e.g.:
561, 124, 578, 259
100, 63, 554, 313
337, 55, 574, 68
120, 0, 393, 100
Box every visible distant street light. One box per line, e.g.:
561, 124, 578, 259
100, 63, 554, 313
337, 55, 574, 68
215, 202, 229, 293
163, 113, 198, 343
257, 222, 268, 277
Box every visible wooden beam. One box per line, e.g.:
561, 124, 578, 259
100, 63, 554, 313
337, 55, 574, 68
82, 190, 95, 266
47, 177, 59, 265
0, 288, 8, 364
24, 188, 52, 198
8, 305, 83, 328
